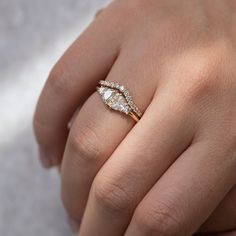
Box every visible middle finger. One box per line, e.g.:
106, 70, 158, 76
61, 50, 156, 222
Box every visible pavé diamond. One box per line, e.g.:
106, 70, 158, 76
119, 86, 125, 92
124, 90, 129, 96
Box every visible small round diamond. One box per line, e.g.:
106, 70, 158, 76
119, 86, 125, 92
124, 90, 129, 96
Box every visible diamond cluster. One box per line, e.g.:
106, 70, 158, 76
97, 86, 131, 115
98, 80, 142, 117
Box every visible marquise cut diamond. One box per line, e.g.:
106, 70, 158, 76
98, 87, 130, 114
103, 89, 114, 100
97, 80, 143, 121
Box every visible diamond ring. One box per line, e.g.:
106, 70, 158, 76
96, 80, 142, 122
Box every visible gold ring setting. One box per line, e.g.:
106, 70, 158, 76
97, 80, 142, 122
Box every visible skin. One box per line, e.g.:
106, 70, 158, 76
33, 0, 236, 235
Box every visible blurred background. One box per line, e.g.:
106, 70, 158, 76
0, 0, 110, 235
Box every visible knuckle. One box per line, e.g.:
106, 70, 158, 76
181, 45, 230, 103
92, 176, 134, 216
134, 201, 181, 236
68, 122, 100, 165
185, 65, 216, 100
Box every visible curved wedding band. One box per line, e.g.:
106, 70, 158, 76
96, 80, 143, 122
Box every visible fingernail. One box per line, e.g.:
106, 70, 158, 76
38, 148, 52, 168
68, 218, 80, 233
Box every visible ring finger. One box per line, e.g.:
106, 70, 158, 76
61, 49, 156, 223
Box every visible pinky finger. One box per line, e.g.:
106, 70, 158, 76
125, 140, 236, 236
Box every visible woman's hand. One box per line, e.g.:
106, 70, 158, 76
34, 0, 236, 235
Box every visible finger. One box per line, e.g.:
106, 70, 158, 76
33, 4, 121, 167
77, 91, 195, 236
199, 185, 236, 233
125, 139, 236, 236
61, 48, 157, 223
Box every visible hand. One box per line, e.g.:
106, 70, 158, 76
33, 0, 236, 235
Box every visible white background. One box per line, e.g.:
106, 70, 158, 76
0, 0, 110, 235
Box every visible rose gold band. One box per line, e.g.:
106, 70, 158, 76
128, 111, 140, 122
97, 80, 142, 123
